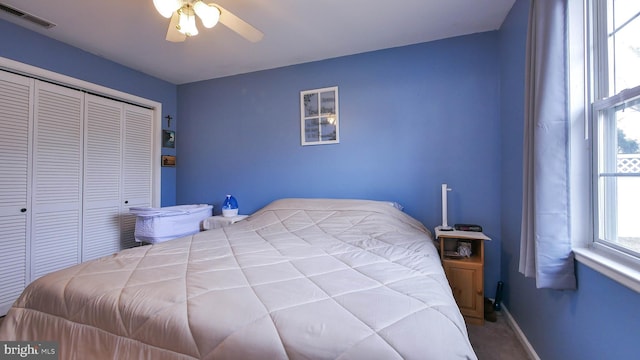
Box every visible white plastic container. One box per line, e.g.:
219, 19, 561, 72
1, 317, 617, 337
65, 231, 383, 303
130, 204, 212, 244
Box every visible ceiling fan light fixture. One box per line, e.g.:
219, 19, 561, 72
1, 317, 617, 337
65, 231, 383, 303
158, 0, 263, 43
153, 0, 182, 18
177, 6, 198, 36
193, 1, 220, 28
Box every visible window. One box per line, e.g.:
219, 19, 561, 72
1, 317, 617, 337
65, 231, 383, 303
590, 1, 640, 259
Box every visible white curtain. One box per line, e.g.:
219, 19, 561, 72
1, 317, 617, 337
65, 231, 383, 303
519, 0, 576, 290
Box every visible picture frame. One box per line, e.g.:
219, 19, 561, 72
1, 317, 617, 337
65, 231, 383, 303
161, 155, 176, 167
162, 130, 175, 148
300, 86, 339, 146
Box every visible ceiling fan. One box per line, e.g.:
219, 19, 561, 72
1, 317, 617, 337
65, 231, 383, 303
153, 0, 263, 43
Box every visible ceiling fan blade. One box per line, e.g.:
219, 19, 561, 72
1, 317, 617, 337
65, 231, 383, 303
214, 3, 263, 43
166, 12, 186, 42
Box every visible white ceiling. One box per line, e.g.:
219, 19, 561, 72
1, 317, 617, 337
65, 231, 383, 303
1, 0, 515, 85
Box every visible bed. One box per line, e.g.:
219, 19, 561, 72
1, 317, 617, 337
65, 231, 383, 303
0, 198, 477, 359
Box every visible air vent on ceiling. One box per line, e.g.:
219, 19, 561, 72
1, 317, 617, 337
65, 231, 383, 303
0, 3, 56, 29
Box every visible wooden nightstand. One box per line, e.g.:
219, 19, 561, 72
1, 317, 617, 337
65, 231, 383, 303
435, 226, 491, 325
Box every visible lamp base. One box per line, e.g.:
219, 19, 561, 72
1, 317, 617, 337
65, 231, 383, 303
222, 209, 239, 217
439, 225, 454, 231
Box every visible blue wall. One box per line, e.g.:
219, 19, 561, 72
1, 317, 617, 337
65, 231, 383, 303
0, 19, 178, 206
177, 32, 503, 294
10, 6, 638, 359
499, 1, 640, 359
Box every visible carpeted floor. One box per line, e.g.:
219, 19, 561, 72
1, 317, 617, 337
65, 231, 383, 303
467, 311, 532, 360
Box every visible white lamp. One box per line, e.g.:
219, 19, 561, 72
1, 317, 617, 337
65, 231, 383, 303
153, 0, 182, 18
441, 183, 453, 230
178, 6, 199, 36
194, 1, 220, 28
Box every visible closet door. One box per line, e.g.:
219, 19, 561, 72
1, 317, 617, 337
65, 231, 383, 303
0, 72, 33, 314
82, 95, 122, 261
31, 81, 84, 280
121, 105, 154, 249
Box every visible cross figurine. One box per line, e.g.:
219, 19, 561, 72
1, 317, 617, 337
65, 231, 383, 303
165, 115, 173, 128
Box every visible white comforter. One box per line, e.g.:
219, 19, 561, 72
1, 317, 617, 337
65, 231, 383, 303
0, 198, 476, 359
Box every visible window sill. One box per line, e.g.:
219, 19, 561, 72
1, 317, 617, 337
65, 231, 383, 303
573, 247, 640, 293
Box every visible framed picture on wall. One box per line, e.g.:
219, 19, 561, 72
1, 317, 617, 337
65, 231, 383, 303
300, 86, 339, 146
162, 130, 175, 148
161, 155, 176, 167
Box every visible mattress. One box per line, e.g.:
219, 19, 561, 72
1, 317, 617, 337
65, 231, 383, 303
0, 198, 477, 359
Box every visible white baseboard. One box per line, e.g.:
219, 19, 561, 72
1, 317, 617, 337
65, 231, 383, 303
500, 303, 541, 360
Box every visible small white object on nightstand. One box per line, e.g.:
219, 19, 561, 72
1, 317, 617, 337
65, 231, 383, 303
202, 215, 248, 230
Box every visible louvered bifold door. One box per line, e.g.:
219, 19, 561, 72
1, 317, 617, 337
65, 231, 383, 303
82, 95, 122, 261
31, 81, 84, 280
121, 105, 154, 249
0, 71, 33, 315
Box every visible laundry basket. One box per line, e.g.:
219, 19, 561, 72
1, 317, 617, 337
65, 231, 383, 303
130, 204, 213, 244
